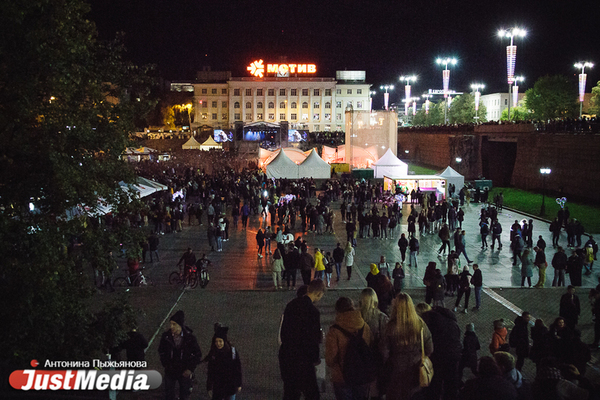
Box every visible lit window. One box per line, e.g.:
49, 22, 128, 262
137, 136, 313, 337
268, 102, 274, 109
222, 113, 228, 120
280, 89, 286, 96
336, 101, 342, 108
347, 101, 353, 108
268, 89, 275, 96
302, 102, 308, 109
325, 113, 331, 121
302, 89, 308, 96
302, 113, 309, 120
202, 113, 208, 119
246, 89, 252, 96
246, 102, 252, 109
313, 113, 320, 121
291, 102, 297, 109
357, 101, 363, 109
234, 102, 240, 109
268, 113, 275, 120
257, 113, 263, 120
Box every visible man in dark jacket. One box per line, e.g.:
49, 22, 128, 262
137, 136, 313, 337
559, 285, 581, 330
509, 311, 530, 371
420, 305, 462, 400
279, 280, 326, 400
551, 246, 568, 287
332, 243, 345, 282
158, 311, 202, 400
299, 246, 315, 285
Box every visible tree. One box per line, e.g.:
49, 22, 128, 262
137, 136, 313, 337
525, 75, 578, 120
0, 0, 156, 365
412, 101, 445, 126
447, 93, 488, 124
589, 80, 600, 116
500, 105, 531, 121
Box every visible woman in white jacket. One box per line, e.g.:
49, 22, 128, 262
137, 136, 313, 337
344, 241, 355, 280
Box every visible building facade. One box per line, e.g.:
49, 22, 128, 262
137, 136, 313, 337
480, 92, 526, 121
185, 66, 371, 132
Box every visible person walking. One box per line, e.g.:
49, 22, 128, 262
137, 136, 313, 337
392, 262, 405, 293
205, 324, 242, 400
512, 233, 525, 266
438, 223, 451, 256
333, 243, 345, 282
455, 230, 472, 264
471, 264, 483, 310
480, 220, 489, 250
279, 280, 326, 400
158, 311, 203, 400
271, 249, 284, 290
408, 235, 419, 268
325, 297, 374, 399
551, 246, 568, 287
533, 246, 547, 288
344, 241, 355, 280
454, 266, 472, 313
256, 228, 265, 258
520, 249, 533, 287
397, 233, 408, 264
381, 293, 433, 400
491, 219, 503, 250
509, 312, 530, 371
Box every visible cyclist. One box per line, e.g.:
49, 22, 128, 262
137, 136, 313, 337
178, 248, 197, 280
196, 253, 212, 270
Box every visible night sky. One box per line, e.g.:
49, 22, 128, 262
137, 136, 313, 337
88, 0, 600, 109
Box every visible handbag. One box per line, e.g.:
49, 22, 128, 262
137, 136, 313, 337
419, 327, 434, 387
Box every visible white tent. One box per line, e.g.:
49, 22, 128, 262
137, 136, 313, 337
263, 147, 307, 166
200, 136, 222, 150
437, 166, 464, 194
372, 148, 408, 178
265, 149, 299, 179
137, 176, 168, 192
299, 149, 331, 179
182, 136, 202, 150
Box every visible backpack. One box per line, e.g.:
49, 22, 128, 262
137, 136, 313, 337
333, 324, 376, 386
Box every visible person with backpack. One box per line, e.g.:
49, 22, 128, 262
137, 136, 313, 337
325, 297, 374, 400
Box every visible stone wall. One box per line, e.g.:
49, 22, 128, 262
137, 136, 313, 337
398, 126, 600, 202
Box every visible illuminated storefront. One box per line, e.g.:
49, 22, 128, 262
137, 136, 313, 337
384, 175, 447, 201
187, 64, 371, 133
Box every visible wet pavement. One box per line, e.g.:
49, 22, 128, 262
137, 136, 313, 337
110, 196, 600, 399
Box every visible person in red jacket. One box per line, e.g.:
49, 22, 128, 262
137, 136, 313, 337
489, 319, 509, 354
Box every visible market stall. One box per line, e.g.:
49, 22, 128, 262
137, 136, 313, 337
383, 175, 447, 201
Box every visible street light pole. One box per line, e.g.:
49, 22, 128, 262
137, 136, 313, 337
400, 75, 417, 122
470, 84, 485, 122
574, 62, 594, 118
436, 57, 457, 124
380, 85, 394, 110
540, 168, 551, 216
499, 28, 526, 121
512, 76, 524, 113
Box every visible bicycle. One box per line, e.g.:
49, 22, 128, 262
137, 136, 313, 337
169, 265, 200, 288
113, 269, 153, 287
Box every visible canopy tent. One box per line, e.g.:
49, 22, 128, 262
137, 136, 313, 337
263, 147, 307, 166
299, 149, 331, 179
137, 176, 168, 192
437, 166, 465, 194
123, 147, 158, 162
182, 136, 202, 150
265, 149, 299, 179
200, 136, 222, 150
372, 148, 408, 178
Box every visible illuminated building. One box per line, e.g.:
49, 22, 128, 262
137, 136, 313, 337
176, 64, 371, 132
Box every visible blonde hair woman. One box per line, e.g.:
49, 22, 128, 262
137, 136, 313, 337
359, 288, 390, 399
381, 293, 433, 400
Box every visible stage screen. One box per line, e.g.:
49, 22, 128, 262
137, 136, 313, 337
213, 129, 233, 142
288, 129, 308, 142
243, 130, 266, 141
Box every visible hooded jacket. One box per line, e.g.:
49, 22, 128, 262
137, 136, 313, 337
325, 310, 373, 383
158, 326, 202, 378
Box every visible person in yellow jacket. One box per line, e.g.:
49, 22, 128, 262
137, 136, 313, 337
314, 248, 325, 281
